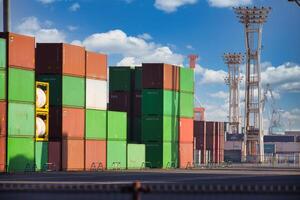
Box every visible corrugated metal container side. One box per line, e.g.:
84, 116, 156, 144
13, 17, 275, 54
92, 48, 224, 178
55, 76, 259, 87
8, 67, 35, 103
48, 106, 62, 139
109, 91, 131, 113
107, 111, 127, 140
36, 43, 85, 77
0, 101, 6, 136
0, 136, 6, 172
264, 144, 276, 154
0, 70, 6, 100
179, 92, 194, 118
7, 137, 35, 172
179, 142, 193, 168
8, 102, 35, 137
107, 140, 127, 170
35, 142, 48, 171
48, 141, 61, 171
224, 150, 242, 163
85, 140, 106, 170
109, 67, 132, 92
85, 51, 107, 80
267, 142, 300, 153
219, 122, 225, 163
264, 135, 295, 142
62, 75, 85, 108
179, 67, 194, 93
133, 91, 142, 116
224, 141, 243, 150
194, 121, 206, 164
131, 117, 142, 143
206, 121, 215, 162
0, 32, 35, 70
62, 107, 85, 139
0, 38, 6, 69
127, 144, 145, 169
85, 109, 106, 140
142, 115, 178, 142
226, 133, 244, 141
214, 122, 220, 163
179, 118, 194, 143
134, 67, 142, 91
86, 79, 107, 110
62, 138, 84, 171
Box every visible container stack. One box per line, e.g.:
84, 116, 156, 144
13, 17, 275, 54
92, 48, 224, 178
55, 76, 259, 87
0, 33, 36, 172
194, 121, 207, 164
36, 43, 86, 171
219, 122, 225, 163
127, 144, 145, 169
85, 51, 107, 170
142, 63, 179, 168
0, 37, 6, 172
206, 121, 216, 163
178, 67, 194, 168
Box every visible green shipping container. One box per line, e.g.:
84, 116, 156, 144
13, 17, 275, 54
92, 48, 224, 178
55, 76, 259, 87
145, 142, 178, 168
8, 67, 35, 103
85, 109, 107, 139
109, 67, 132, 92
0, 69, 6, 100
107, 140, 127, 169
142, 89, 179, 116
0, 38, 6, 69
180, 68, 194, 93
7, 137, 35, 172
8, 102, 35, 137
134, 67, 142, 90
107, 111, 127, 140
142, 115, 178, 142
127, 144, 145, 169
179, 92, 194, 118
35, 142, 48, 171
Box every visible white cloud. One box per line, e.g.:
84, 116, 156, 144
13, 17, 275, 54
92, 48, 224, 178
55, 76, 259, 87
67, 25, 78, 31
207, 0, 252, 8
186, 44, 194, 50
137, 33, 152, 40
154, 0, 197, 13
69, 3, 80, 12
16, 16, 66, 43
209, 91, 228, 99
203, 102, 228, 122
195, 64, 227, 84
37, 0, 56, 4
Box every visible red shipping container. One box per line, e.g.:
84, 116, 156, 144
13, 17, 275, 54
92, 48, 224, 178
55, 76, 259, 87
206, 121, 215, 163
194, 121, 206, 164
48, 141, 61, 171
49, 106, 62, 139
0, 101, 6, 137
62, 138, 84, 171
219, 122, 225, 163
179, 118, 193, 143
214, 122, 220, 164
85, 140, 106, 171
0, 32, 35, 69
0, 136, 6, 172
36, 43, 85, 77
109, 91, 131, 113
179, 142, 193, 168
86, 51, 107, 80
142, 63, 179, 91
133, 91, 141, 117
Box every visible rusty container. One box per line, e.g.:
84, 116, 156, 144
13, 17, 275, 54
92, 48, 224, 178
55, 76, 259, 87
85, 139, 106, 170
214, 122, 220, 164
109, 91, 131, 114
0, 32, 35, 70
86, 51, 107, 80
219, 122, 225, 163
36, 43, 85, 77
48, 141, 61, 171
194, 121, 206, 164
142, 63, 179, 91
0, 136, 6, 172
179, 142, 193, 169
206, 121, 215, 163
179, 118, 194, 143
133, 91, 142, 117
62, 138, 84, 171
0, 101, 6, 136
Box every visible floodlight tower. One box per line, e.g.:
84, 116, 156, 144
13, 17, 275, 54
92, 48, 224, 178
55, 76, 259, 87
234, 6, 271, 163
224, 53, 243, 135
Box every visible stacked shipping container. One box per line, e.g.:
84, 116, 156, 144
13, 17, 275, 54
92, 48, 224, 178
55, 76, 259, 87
0, 37, 6, 172
194, 121, 206, 164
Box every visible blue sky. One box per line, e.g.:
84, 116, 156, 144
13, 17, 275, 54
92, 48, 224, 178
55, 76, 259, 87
1, 0, 300, 131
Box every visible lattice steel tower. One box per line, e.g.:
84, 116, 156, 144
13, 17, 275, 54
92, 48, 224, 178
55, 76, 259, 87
234, 7, 271, 163
224, 53, 243, 135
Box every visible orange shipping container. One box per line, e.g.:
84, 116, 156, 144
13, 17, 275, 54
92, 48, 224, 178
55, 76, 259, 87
0, 136, 6, 172
0, 32, 35, 70
179, 118, 194, 143
62, 139, 84, 171
86, 51, 107, 80
0, 101, 6, 136
62, 107, 85, 139
48, 141, 61, 171
85, 140, 106, 171
179, 142, 193, 168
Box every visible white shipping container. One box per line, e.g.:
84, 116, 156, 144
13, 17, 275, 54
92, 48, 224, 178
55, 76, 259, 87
86, 79, 107, 110
224, 141, 243, 150
273, 142, 300, 153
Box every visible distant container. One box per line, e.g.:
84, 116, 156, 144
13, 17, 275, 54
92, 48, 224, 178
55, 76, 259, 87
127, 144, 145, 169
194, 121, 206, 164
0, 101, 6, 136
107, 140, 127, 169
7, 137, 35, 172
226, 133, 244, 141
142, 115, 178, 142
264, 143, 276, 154
85, 139, 106, 170
214, 122, 220, 163
264, 135, 295, 142
8, 67, 35, 103
142, 63, 179, 91
179, 68, 194, 93
48, 141, 61, 171
219, 122, 225, 163
36, 43, 85, 77
35, 141, 48, 171
0, 32, 35, 70
224, 150, 242, 163
107, 111, 127, 140
224, 141, 243, 150
179, 118, 194, 143
0, 70, 6, 100
85, 109, 107, 140
179, 142, 193, 168
8, 102, 35, 137
86, 79, 107, 110
109, 67, 132, 92
206, 121, 215, 162
142, 89, 179, 116
179, 92, 194, 118
62, 138, 84, 171
85, 51, 107, 80
0, 38, 6, 69
134, 67, 142, 91
0, 136, 6, 172
109, 91, 131, 113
